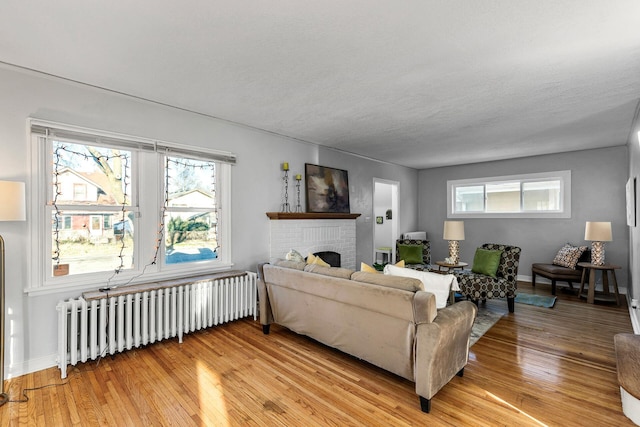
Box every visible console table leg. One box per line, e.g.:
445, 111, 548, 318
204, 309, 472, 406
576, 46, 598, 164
579, 268, 587, 296
602, 270, 611, 296
611, 271, 621, 306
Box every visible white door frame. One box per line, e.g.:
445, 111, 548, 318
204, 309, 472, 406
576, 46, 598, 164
372, 178, 399, 264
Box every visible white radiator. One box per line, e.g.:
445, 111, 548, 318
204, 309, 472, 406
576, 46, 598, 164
56, 271, 257, 379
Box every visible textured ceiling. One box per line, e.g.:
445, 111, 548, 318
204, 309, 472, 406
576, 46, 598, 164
1, 1, 639, 169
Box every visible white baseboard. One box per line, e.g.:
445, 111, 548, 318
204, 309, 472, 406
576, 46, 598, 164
6, 354, 57, 380
518, 274, 627, 295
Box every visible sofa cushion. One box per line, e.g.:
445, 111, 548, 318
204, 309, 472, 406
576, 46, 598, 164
303, 264, 354, 279
398, 244, 423, 264
383, 264, 459, 309
472, 248, 503, 278
274, 259, 307, 270
351, 271, 424, 292
552, 243, 588, 269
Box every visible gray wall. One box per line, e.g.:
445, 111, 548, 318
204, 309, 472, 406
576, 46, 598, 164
317, 149, 419, 267
418, 146, 629, 289
0, 64, 419, 378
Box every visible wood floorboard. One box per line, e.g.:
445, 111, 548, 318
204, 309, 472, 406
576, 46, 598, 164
0, 281, 635, 426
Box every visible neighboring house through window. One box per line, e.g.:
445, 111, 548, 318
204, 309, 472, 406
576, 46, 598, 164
28, 119, 235, 293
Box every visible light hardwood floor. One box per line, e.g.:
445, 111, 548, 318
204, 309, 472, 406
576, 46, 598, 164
0, 281, 635, 426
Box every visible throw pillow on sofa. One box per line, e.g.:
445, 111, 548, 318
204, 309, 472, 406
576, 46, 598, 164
397, 244, 423, 265
383, 264, 459, 309
307, 253, 330, 267
285, 249, 304, 262
360, 260, 405, 273
471, 248, 503, 278
552, 243, 588, 269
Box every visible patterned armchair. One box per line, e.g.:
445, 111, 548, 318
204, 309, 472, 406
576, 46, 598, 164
395, 239, 431, 270
453, 243, 521, 313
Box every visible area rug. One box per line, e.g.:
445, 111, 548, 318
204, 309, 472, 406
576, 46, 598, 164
514, 292, 557, 308
470, 307, 504, 346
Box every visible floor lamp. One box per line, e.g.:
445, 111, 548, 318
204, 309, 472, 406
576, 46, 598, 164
0, 181, 26, 405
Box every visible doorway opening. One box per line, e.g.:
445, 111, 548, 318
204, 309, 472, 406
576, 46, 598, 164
373, 178, 399, 265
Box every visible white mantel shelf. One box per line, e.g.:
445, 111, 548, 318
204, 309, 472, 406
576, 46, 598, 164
266, 212, 361, 220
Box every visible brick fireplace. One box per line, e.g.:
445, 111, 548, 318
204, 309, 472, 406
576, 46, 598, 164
266, 213, 360, 270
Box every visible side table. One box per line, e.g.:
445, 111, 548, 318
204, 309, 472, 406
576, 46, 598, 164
434, 261, 468, 273
577, 262, 621, 306
375, 247, 392, 264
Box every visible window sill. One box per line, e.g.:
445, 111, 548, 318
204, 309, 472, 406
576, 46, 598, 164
448, 212, 571, 219
25, 262, 235, 296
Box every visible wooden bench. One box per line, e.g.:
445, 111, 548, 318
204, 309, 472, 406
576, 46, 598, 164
531, 250, 591, 295
614, 333, 640, 424
531, 263, 583, 295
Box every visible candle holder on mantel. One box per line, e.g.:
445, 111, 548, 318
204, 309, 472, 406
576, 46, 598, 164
281, 162, 291, 213
295, 173, 303, 212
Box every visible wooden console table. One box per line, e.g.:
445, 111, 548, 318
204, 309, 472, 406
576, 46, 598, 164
577, 262, 621, 306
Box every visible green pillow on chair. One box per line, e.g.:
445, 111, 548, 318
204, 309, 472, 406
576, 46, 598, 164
472, 248, 503, 277
398, 244, 423, 265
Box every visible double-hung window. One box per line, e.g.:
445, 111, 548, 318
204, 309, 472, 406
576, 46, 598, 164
447, 170, 571, 218
29, 119, 234, 294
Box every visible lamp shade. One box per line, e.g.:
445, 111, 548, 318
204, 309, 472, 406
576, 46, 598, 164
443, 220, 465, 241
0, 181, 25, 222
584, 221, 612, 242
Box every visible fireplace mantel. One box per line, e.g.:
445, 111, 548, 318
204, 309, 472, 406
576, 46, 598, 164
266, 212, 361, 220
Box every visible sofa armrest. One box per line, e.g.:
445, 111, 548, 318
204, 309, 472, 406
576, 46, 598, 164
413, 291, 438, 324
413, 301, 477, 400
257, 263, 274, 326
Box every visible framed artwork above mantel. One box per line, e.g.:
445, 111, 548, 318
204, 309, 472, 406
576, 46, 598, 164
305, 163, 350, 213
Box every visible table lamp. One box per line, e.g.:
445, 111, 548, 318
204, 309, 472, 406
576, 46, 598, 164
0, 180, 26, 405
443, 220, 465, 264
584, 221, 612, 266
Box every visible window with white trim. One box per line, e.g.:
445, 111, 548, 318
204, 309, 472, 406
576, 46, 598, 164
29, 119, 235, 293
447, 171, 571, 219
162, 155, 219, 266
